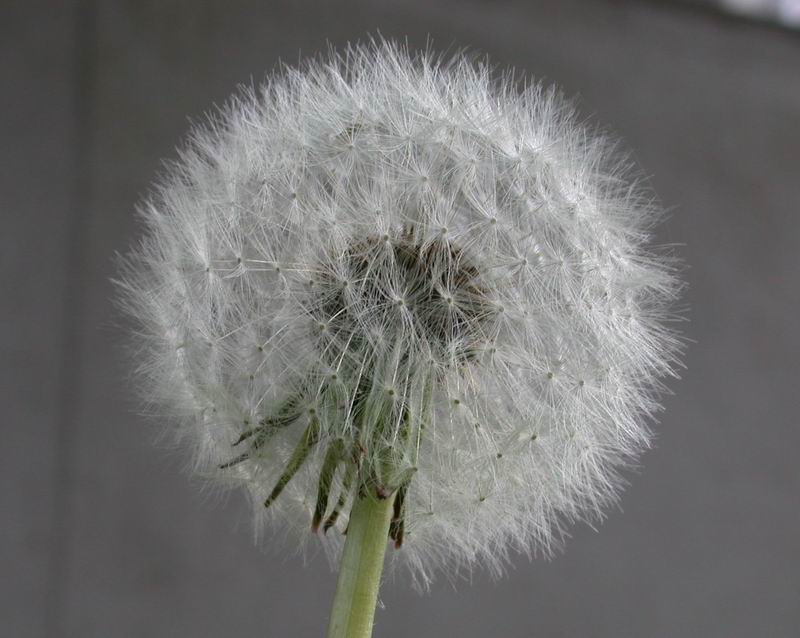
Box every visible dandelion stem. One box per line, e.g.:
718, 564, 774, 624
327, 492, 394, 638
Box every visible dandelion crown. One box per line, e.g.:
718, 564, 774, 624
118, 39, 681, 586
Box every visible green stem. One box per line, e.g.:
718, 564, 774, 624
327, 492, 394, 638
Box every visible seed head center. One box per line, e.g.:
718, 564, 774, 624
312, 231, 494, 365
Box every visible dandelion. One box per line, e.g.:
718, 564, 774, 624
116, 38, 682, 637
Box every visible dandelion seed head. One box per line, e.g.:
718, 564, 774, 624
116, 38, 683, 587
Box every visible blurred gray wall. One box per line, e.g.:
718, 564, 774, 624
2, 1, 799, 636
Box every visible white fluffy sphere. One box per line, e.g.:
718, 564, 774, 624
117, 39, 682, 586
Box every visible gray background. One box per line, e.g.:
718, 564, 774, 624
2, 1, 798, 636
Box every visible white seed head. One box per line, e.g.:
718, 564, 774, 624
116, 38, 683, 587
